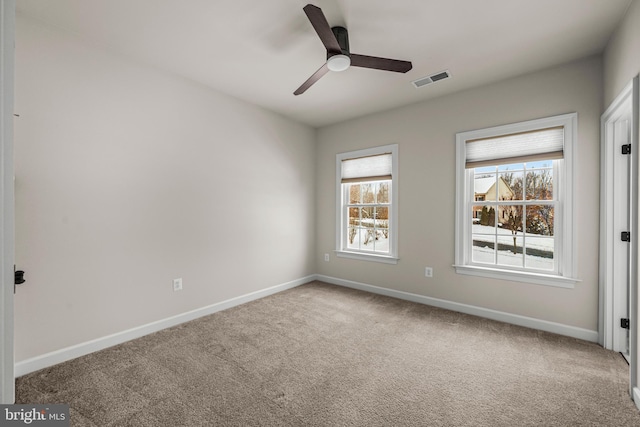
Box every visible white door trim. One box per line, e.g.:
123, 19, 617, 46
600, 80, 632, 351
632, 75, 640, 398
0, 0, 15, 405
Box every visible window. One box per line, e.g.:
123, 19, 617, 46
336, 144, 398, 264
455, 114, 578, 287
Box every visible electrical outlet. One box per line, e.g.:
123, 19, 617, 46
424, 267, 433, 278
324, 253, 330, 262
173, 278, 183, 291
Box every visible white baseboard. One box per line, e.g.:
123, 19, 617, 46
316, 275, 599, 343
634, 387, 640, 411
15, 273, 601, 377
15, 275, 315, 377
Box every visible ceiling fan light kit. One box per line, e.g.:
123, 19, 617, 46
327, 54, 350, 72
294, 4, 413, 95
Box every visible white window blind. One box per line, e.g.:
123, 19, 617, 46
465, 126, 564, 168
341, 153, 392, 183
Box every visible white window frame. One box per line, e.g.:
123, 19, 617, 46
454, 113, 579, 288
336, 144, 399, 264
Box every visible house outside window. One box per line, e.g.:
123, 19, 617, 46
454, 114, 578, 288
336, 144, 398, 264
472, 177, 511, 220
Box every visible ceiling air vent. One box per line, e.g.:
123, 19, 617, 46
412, 70, 451, 88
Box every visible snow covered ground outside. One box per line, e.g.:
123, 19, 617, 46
472, 224, 554, 270
343, 223, 554, 270
472, 224, 554, 251
347, 227, 389, 253
472, 245, 554, 270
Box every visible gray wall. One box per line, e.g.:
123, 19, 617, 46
604, 0, 640, 107
316, 56, 602, 332
14, 15, 316, 361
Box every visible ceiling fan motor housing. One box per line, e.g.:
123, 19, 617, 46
328, 26, 350, 58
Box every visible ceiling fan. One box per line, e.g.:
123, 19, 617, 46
294, 4, 413, 95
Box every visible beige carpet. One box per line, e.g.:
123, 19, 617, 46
16, 281, 640, 426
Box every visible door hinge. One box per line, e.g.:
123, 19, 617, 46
622, 144, 631, 155
14, 265, 25, 293
15, 270, 25, 285
621, 231, 631, 242
621, 318, 630, 329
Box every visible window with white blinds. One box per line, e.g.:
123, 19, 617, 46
454, 113, 578, 288
341, 153, 392, 183
336, 144, 398, 264
465, 126, 564, 168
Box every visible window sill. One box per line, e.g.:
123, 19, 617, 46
336, 251, 399, 265
453, 264, 579, 289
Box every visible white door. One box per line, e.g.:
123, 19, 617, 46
601, 79, 634, 357
0, 0, 16, 405
612, 114, 631, 356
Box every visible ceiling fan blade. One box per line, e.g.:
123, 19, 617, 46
303, 4, 341, 54
350, 54, 412, 73
294, 63, 330, 95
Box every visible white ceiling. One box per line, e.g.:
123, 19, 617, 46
16, 0, 632, 127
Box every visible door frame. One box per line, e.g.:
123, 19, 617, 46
0, 0, 15, 405
600, 78, 633, 352
600, 76, 639, 397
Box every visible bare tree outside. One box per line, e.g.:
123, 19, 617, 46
492, 164, 553, 255
500, 170, 524, 254
346, 181, 391, 252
